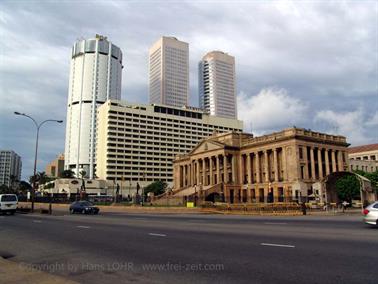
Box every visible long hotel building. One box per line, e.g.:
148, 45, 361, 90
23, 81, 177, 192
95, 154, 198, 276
96, 100, 242, 186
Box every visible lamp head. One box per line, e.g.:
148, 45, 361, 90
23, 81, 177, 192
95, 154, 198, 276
14, 111, 21, 115
57, 120, 63, 123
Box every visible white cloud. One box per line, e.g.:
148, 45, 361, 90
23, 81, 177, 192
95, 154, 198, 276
237, 88, 308, 134
366, 111, 378, 127
314, 108, 378, 146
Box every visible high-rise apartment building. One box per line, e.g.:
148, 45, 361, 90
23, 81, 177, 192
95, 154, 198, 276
0, 150, 22, 187
149, 36, 189, 107
96, 100, 243, 187
64, 35, 123, 179
199, 51, 237, 119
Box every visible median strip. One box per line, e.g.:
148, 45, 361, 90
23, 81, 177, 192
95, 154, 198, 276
148, 233, 167, 237
260, 243, 295, 248
76, 226, 91, 229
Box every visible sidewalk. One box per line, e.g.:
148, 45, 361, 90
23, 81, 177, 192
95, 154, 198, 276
18, 202, 363, 216
0, 257, 78, 284
18, 202, 202, 215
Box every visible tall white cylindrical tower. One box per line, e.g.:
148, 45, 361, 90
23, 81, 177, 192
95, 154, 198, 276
64, 34, 123, 178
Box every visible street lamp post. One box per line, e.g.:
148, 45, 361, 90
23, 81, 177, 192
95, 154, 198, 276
14, 112, 63, 213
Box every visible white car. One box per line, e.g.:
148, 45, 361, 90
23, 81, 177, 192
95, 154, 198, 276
363, 201, 378, 227
0, 194, 18, 215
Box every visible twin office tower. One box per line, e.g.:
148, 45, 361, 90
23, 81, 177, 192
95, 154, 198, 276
150, 36, 237, 119
65, 35, 237, 178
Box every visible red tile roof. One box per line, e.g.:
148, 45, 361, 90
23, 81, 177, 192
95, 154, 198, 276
348, 143, 378, 154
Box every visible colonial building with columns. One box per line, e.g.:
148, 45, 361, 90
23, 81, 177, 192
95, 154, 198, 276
170, 127, 350, 204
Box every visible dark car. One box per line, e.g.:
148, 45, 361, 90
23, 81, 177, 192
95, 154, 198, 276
69, 201, 99, 214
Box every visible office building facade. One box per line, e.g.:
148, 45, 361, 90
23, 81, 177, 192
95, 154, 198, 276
199, 51, 237, 119
348, 143, 378, 173
45, 154, 65, 177
96, 100, 243, 188
149, 36, 189, 107
0, 150, 22, 187
64, 35, 123, 178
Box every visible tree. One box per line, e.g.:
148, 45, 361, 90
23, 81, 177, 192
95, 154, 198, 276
335, 175, 360, 202
79, 170, 87, 179
61, 169, 75, 178
144, 181, 167, 197
353, 170, 378, 194
365, 171, 378, 193
18, 181, 32, 194
29, 171, 51, 188
0, 184, 11, 194
9, 175, 19, 191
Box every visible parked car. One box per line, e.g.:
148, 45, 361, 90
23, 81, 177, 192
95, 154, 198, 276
0, 194, 18, 215
362, 201, 378, 227
69, 201, 99, 215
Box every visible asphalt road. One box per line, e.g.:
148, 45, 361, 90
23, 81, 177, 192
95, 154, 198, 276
0, 211, 377, 284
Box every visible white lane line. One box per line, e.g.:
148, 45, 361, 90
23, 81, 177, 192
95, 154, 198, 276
264, 222, 287, 225
261, 243, 295, 248
76, 225, 91, 229
33, 220, 42, 223
148, 233, 166, 237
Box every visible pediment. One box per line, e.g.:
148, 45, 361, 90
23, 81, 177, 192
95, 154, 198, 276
190, 139, 225, 155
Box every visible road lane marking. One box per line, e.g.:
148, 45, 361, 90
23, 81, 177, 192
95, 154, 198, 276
33, 220, 42, 223
261, 243, 295, 248
76, 226, 91, 229
264, 222, 287, 225
148, 233, 166, 237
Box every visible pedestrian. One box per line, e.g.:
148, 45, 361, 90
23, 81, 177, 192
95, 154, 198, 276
301, 202, 307, 215
342, 200, 348, 213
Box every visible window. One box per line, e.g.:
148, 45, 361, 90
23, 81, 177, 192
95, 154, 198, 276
299, 147, 303, 159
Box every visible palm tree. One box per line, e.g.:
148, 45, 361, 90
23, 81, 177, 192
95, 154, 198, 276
61, 169, 75, 178
37, 171, 48, 185
9, 175, 18, 191
79, 170, 87, 179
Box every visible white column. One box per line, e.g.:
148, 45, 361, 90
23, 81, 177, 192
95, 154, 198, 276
210, 157, 214, 185
216, 155, 220, 184
255, 152, 261, 183
247, 153, 252, 184
202, 158, 206, 186
310, 147, 315, 179
264, 151, 269, 182
325, 149, 330, 176
224, 155, 228, 184
274, 149, 279, 182
318, 148, 323, 179
331, 150, 337, 172
231, 154, 236, 183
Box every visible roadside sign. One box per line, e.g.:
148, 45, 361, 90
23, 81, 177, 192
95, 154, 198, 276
187, 202, 194, 208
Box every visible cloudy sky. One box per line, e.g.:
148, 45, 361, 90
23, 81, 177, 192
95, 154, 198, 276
0, 0, 377, 180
